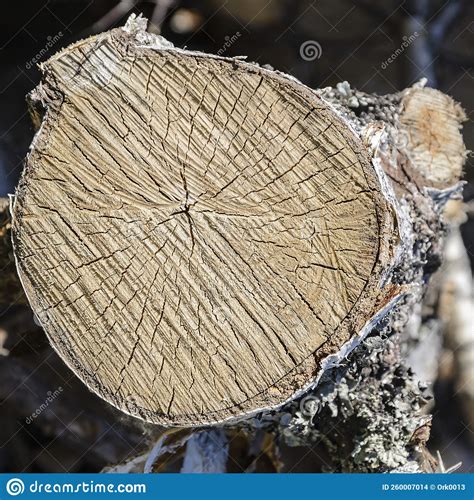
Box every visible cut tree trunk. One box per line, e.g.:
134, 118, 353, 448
8, 13, 467, 450
11, 16, 397, 426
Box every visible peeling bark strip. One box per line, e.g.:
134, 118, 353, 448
0, 198, 26, 305
10, 16, 464, 428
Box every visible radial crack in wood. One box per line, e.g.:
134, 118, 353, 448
12, 19, 396, 425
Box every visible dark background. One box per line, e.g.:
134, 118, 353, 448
0, 0, 472, 472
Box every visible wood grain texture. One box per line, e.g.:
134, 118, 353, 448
400, 87, 467, 187
12, 23, 395, 425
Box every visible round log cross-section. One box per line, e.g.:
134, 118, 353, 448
12, 23, 394, 425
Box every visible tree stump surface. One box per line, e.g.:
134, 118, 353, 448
11, 20, 398, 425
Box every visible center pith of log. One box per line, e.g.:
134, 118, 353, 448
12, 22, 394, 425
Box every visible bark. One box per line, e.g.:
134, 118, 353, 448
3, 15, 469, 471
0, 198, 26, 305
